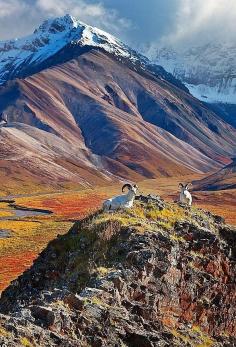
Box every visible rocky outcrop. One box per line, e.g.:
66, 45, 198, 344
0, 198, 236, 346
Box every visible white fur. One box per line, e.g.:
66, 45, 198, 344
179, 183, 192, 206
103, 185, 138, 211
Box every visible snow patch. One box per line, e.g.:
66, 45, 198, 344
147, 43, 236, 104
0, 14, 142, 84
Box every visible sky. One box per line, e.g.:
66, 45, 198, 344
0, 0, 236, 50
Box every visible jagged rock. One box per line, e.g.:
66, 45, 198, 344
29, 306, 55, 326
135, 194, 165, 210
0, 199, 235, 346
64, 293, 84, 311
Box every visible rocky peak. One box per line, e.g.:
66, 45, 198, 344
0, 14, 132, 85
34, 14, 78, 34
0, 197, 235, 346
0, 15, 188, 92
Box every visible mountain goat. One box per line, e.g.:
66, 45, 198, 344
179, 183, 192, 206
103, 183, 138, 211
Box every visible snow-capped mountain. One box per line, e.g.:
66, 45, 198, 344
1, 14, 236, 190
0, 14, 186, 92
147, 43, 236, 104
0, 14, 136, 84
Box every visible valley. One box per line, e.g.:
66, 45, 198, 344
0, 16, 236, 193
0, 9, 235, 347
0, 14, 235, 299
0, 173, 235, 292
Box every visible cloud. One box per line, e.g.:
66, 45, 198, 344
35, 0, 131, 36
0, 0, 24, 17
0, 0, 131, 40
0, 0, 235, 50
161, 0, 236, 47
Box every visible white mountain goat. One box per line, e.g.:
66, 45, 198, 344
103, 184, 138, 211
179, 183, 192, 206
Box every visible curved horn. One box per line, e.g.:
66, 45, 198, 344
185, 183, 192, 189
122, 183, 132, 192
179, 183, 184, 188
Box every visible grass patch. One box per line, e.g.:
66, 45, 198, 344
20, 337, 34, 347
0, 211, 14, 218
0, 326, 10, 337
0, 201, 14, 218
171, 326, 214, 347
96, 266, 111, 277
170, 234, 186, 243
190, 250, 205, 259
171, 329, 191, 344
191, 325, 214, 347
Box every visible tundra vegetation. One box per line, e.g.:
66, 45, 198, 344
0, 195, 235, 346
0, 176, 235, 291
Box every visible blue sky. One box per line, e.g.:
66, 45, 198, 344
0, 0, 235, 48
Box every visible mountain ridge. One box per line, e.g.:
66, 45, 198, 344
146, 43, 236, 105
2, 48, 236, 189
0, 16, 236, 190
194, 158, 236, 191
0, 14, 187, 93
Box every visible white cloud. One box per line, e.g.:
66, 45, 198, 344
0, 0, 131, 40
35, 0, 131, 36
36, 0, 104, 17
0, 0, 235, 49
161, 0, 236, 47
0, 0, 27, 17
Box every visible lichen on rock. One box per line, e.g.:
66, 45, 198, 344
0, 197, 235, 346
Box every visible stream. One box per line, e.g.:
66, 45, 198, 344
0, 200, 52, 238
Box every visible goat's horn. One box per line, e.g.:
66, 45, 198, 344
179, 183, 184, 188
122, 184, 132, 192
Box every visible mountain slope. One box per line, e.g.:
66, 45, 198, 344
0, 198, 236, 346
148, 43, 236, 104
1, 16, 236, 190
0, 123, 116, 190
194, 159, 236, 191
1, 48, 236, 184
146, 44, 236, 131
206, 103, 236, 129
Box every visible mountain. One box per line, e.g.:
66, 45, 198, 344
194, 158, 236, 191
148, 43, 236, 104
0, 15, 186, 92
1, 15, 236, 191
147, 43, 236, 128
205, 102, 236, 129
0, 196, 236, 346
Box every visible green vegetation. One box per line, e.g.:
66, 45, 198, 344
0, 326, 10, 337
45, 200, 219, 294
171, 325, 214, 347
20, 337, 34, 347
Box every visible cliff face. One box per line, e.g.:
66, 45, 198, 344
0, 196, 236, 346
